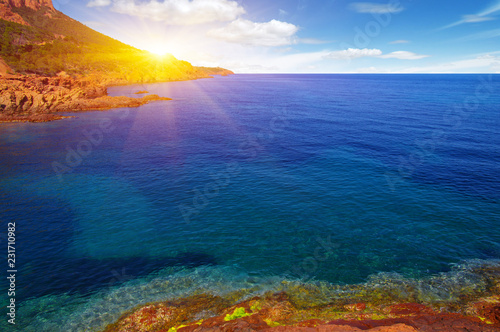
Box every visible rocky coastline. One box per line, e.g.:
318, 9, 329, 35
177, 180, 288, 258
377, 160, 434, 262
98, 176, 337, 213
0, 74, 179, 123
102, 261, 500, 332
0, 0, 236, 123
0, 67, 234, 123
103, 291, 500, 332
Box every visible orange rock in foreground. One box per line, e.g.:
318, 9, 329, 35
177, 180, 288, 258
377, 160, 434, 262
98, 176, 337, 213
104, 292, 500, 332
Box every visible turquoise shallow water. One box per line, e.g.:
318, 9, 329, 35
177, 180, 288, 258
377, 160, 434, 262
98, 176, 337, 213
0, 74, 499, 330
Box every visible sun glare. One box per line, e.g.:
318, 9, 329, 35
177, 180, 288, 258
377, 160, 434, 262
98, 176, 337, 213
134, 32, 192, 60
147, 44, 171, 56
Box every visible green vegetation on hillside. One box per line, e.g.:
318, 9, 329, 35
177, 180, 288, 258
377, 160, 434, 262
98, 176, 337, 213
11, 6, 130, 49
0, 6, 211, 81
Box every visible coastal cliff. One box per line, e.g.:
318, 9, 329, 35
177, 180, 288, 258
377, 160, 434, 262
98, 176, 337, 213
0, 67, 234, 122
1, 0, 54, 12
0, 0, 54, 25
0, 0, 234, 122
0, 75, 173, 122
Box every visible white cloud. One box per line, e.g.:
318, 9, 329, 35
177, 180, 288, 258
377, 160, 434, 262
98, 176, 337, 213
324, 48, 428, 61
87, 0, 111, 7
492, 61, 500, 73
457, 28, 500, 41
396, 55, 500, 73
389, 40, 409, 44
350, 55, 500, 73
325, 48, 382, 59
274, 47, 294, 53
355, 66, 386, 73
479, 1, 500, 16
298, 38, 332, 44
222, 51, 329, 73
463, 14, 495, 23
90, 0, 245, 25
442, 1, 500, 29
379, 51, 429, 60
350, 2, 404, 14
207, 19, 299, 46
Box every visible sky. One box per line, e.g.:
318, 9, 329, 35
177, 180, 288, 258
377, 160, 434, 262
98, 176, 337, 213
52, 0, 500, 73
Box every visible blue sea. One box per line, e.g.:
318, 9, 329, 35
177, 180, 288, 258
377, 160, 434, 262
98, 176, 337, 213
1, 74, 499, 331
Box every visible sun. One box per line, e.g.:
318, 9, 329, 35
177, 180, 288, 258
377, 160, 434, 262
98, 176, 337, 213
137, 37, 189, 59
147, 44, 171, 57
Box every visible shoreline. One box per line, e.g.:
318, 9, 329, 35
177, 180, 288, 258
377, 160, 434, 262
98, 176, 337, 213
100, 259, 500, 331
104, 291, 500, 332
0, 69, 233, 123
10, 259, 500, 331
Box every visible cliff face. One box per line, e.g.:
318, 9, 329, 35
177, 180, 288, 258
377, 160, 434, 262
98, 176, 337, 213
0, 56, 13, 75
0, 1, 26, 25
1, 0, 54, 12
0, 0, 54, 25
0, 75, 173, 122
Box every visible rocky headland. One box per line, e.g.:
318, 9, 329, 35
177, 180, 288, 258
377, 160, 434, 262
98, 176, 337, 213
0, 74, 174, 122
0, 0, 234, 122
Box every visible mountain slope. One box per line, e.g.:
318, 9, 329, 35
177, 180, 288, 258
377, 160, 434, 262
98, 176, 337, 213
0, 0, 54, 25
0, 0, 233, 80
0, 0, 233, 122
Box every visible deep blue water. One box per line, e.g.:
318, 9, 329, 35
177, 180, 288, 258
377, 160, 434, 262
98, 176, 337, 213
1, 74, 499, 330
